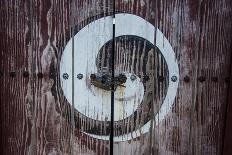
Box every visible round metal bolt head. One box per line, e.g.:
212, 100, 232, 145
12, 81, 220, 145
158, 76, 165, 82
183, 76, 190, 83
171, 75, 177, 82
23, 71, 29, 78
143, 75, 150, 82
90, 74, 96, 79
63, 73, 69, 80
77, 73, 83, 80
130, 74, 137, 81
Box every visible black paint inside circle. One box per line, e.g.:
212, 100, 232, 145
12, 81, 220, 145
75, 35, 169, 136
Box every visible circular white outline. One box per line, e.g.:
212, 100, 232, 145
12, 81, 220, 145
60, 13, 179, 142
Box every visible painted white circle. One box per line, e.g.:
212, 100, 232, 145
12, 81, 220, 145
60, 25, 144, 121
60, 13, 179, 141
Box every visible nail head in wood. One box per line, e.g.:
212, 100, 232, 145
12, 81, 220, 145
130, 74, 136, 81
143, 75, 150, 82
63, 73, 69, 80
171, 75, 177, 82
77, 73, 83, 80
23, 71, 29, 78
198, 76, 206, 82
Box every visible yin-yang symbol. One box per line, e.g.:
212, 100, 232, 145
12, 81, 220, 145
60, 14, 179, 142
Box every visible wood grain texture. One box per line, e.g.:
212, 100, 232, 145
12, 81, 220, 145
113, 0, 232, 154
0, 0, 113, 154
223, 51, 232, 154
0, 0, 232, 155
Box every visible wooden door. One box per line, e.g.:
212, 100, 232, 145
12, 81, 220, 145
1, 0, 232, 155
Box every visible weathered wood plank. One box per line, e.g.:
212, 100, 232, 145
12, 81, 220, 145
223, 54, 232, 154
0, 0, 113, 154
113, 0, 232, 154
0, 0, 31, 154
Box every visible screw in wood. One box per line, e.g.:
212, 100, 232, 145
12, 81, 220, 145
63, 73, 69, 80
171, 75, 177, 82
77, 73, 83, 80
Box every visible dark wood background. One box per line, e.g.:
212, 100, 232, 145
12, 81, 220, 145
0, 0, 232, 154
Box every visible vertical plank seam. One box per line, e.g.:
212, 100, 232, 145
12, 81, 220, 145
110, 0, 116, 154
70, 0, 75, 154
